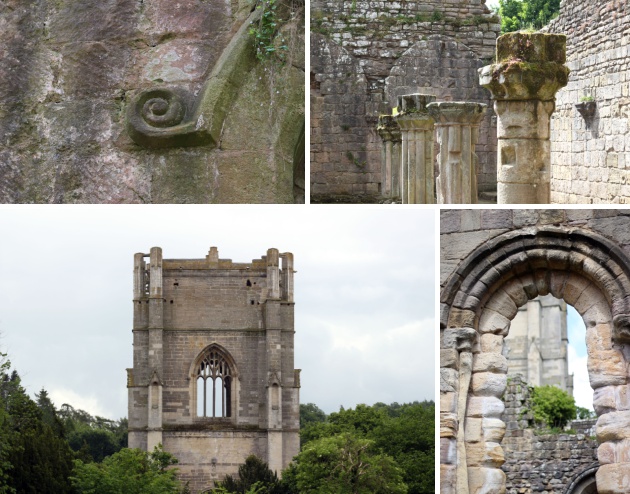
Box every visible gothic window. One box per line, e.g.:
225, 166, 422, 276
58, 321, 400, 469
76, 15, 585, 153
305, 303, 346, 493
196, 349, 232, 418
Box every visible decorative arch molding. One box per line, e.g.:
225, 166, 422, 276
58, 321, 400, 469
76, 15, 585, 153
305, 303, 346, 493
441, 225, 630, 343
440, 225, 630, 494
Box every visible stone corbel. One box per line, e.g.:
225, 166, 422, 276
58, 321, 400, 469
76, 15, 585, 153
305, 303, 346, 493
126, 8, 261, 149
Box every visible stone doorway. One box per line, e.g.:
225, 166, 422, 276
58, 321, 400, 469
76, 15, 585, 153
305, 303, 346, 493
440, 211, 630, 494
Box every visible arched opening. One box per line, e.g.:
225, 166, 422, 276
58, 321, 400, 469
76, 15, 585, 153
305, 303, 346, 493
194, 346, 235, 418
440, 225, 630, 494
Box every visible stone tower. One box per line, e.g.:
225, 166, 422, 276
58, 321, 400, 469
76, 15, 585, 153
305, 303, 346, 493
127, 247, 300, 492
504, 294, 573, 395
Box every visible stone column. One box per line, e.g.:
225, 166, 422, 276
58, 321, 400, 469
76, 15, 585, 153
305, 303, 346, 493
377, 115, 402, 200
395, 94, 435, 204
441, 328, 479, 494
479, 33, 569, 204
426, 102, 487, 204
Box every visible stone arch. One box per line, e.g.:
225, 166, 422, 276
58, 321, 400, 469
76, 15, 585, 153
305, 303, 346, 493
564, 465, 599, 494
440, 225, 630, 494
384, 35, 496, 194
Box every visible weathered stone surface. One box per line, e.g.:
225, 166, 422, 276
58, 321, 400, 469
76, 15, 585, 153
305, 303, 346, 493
471, 372, 507, 397
0, 0, 305, 203
596, 411, 630, 442
482, 418, 506, 443
473, 353, 508, 374
467, 396, 505, 419
480, 334, 505, 354
596, 463, 630, 494
427, 101, 487, 204
467, 467, 506, 494
466, 441, 505, 468
588, 350, 627, 389
478, 309, 511, 335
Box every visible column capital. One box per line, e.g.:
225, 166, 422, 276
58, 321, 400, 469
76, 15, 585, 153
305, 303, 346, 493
426, 102, 487, 125
479, 33, 569, 101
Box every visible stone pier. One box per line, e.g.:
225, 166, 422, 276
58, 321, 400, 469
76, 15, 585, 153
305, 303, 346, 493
377, 115, 402, 200
394, 94, 436, 204
426, 102, 486, 204
479, 33, 569, 204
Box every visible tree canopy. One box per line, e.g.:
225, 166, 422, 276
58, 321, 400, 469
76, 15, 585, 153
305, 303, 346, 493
497, 0, 560, 33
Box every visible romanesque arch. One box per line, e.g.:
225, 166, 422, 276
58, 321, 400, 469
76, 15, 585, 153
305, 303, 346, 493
441, 225, 630, 494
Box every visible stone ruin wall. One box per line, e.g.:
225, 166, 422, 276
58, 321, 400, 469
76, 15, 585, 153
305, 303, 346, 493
310, 0, 500, 201
546, 0, 630, 204
502, 376, 598, 494
0, 0, 305, 204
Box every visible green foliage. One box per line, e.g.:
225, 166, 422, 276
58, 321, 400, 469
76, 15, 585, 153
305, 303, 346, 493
299, 403, 327, 428
0, 364, 75, 494
214, 455, 289, 494
292, 433, 407, 493
59, 404, 127, 463
576, 406, 596, 419
249, 0, 289, 62
299, 402, 434, 494
531, 385, 577, 429
498, 0, 560, 33
71, 445, 182, 494
579, 95, 594, 102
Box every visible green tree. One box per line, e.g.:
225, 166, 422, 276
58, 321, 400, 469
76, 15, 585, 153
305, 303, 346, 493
216, 455, 288, 494
293, 433, 407, 494
299, 403, 326, 428
71, 445, 182, 494
498, 0, 560, 33
59, 404, 127, 462
0, 375, 74, 493
372, 402, 434, 494
531, 385, 576, 429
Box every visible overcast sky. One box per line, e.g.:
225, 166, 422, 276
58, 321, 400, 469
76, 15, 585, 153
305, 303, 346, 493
0, 206, 436, 420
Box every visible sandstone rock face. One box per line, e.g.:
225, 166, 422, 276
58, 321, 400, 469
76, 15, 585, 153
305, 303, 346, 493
440, 210, 630, 494
0, 0, 305, 203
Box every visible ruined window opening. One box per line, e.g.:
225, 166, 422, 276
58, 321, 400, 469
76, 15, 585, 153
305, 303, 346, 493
174, 282, 179, 287
246, 279, 252, 287
170, 300, 173, 304
196, 350, 232, 418
143, 269, 150, 295
250, 300, 255, 305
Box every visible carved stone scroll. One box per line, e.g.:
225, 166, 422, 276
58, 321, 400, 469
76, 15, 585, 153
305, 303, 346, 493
127, 8, 261, 149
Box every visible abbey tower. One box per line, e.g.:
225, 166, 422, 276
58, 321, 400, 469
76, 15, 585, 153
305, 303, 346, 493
127, 247, 299, 492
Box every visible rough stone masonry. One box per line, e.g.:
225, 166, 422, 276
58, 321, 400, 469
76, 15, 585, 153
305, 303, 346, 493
127, 247, 299, 493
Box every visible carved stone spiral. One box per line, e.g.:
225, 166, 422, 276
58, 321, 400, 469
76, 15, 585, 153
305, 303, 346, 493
137, 88, 186, 128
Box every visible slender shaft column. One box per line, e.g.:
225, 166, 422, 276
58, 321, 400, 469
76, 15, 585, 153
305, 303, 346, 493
377, 115, 402, 200
426, 102, 487, 204
440, 328, 479, 494
394, 94, 435, 204
479, 33, 569, 204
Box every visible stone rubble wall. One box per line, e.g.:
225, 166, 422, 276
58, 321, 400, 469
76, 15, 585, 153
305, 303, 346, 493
545, 0, 630, 203
310, 0, 500, 201
502, 376, 598, 494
